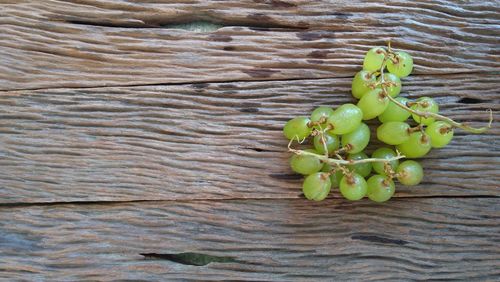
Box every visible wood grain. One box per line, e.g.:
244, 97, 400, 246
1, 75, 498, 203
1, 2, 499, 280
0, 198, 498, 281
1, 0, 499, 90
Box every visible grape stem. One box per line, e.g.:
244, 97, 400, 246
386, 94, 492, 134
377, 50, 493, 134
288, 143, 405, 166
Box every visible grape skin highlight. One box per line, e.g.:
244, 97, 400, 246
363, 47, 386, 72
376, 121, 411, 145
426, 121, 454, 148
357, 88, 389, 120
387, 51, 413, 78
396, 160, 424, 186
290, 149, 323, 175
396, 132, 432, 158
352, 71, 376, 99
378, 97, 412, 123
367, 175, 395, 203
303, 172, 332, 201
339, 173, 368, 201
283, 116, 312, 140
341, 123, 370, 154
327, 103, 364, 135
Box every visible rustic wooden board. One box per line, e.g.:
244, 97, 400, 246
0, 198, 498, 281
1, 75, 498, 203
1, 1, 499, 280
1, 0, 499, 90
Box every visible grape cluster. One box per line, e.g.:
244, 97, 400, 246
283, 43, 491, 203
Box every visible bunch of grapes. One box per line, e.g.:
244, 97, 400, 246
283, 43, 491, 203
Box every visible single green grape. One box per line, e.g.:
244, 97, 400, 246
352, 71, 376, 99
311, 106, 334, 127
341, 123, 370, 154
367, 175, 395, 203
347, 152, 372, 177
396, 131, 432, 158
283, 116, 312, 140
377, 73, 401, 98
363, 47, 386, 72
339, 173, 368, 201
378, 97, 412, 123
425, 121, 454, 148
357, 88, 389, 120
313, 132, 340, 155
376, 121, 411, 145
327, 104, 363, 135
322, 164, 344, 188
290, 149, 323, 175
387, 51, 413, 78
411, 97, 439, 125
396, 160, 423, 186
371, 147, 399, 175
303, 172, 332, 201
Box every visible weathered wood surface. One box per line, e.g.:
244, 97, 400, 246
0, 198, 498, 281
1, 0, 499, 90
1, 75, 498, 203
1, 0, 499, 280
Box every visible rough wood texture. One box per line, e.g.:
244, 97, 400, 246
1, 75, 498, 203
0, 198, 498, 281
1, 1, 499, 280
1, 0, 499, 90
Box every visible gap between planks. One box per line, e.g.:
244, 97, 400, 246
0, 194, 498, 209
1, 71, 499, 92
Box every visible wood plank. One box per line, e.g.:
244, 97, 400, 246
1, 1, 499, 90
0, 198, 498, 280
0, 75, 498, 203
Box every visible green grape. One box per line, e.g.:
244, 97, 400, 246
387, 51, 413, 78
363, 47, 386, 72
322, 164, 344, 188
303, 172, 332, 201
283, 116, 312, 140
313, 132, 340, 155
341, 123, 370, 154
352, 71, 376, 99
376, 121, 411, 145
396, 131, 432, 158
347, 152, 372, 177
290, 149, 323, 175
367, 175, 395, 203
311, 106, 334, 127
378, 97, 412, 123
377, 73, 401, 98
357, 88, 389, 120
425, 121, 454, 148
371, 147, 399, 175
396, 160, 423, 186
411, 97, 439, 125
327, 104, 363, 135
339, 173, 368, 201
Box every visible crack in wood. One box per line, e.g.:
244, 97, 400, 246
61, 17, 308, 32
140, 252, 236, 266
1, 72, 496, 93
351, 234, 410, 246
0, 195, 497, 209
458, 97, 484, 104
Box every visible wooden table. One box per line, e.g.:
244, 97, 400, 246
1, 1, 499, 280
